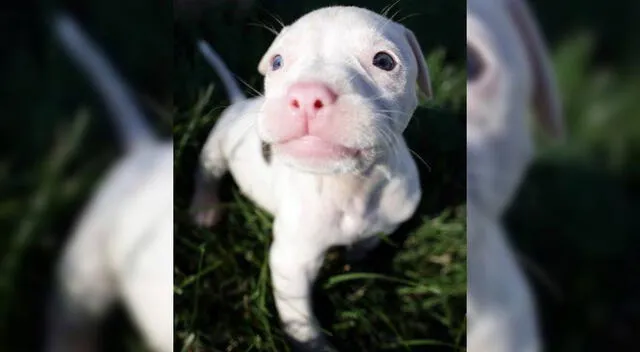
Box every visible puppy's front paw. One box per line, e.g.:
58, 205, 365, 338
189, 191, 223, 228
288, 335, 337, 352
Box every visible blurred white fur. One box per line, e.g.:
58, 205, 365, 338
44, 12, 173, 352
466, 0, 564, 351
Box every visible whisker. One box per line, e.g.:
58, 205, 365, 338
381, 0, 402, 18
408, 148, 432, 172
378, 121, 431, 173
265, 11, 286, 31
247, 22, 279, 36
236, 77, 263, 98
374, 7, 399, 37
372, 122, 400, 174
397, 13, 421, 24
386, 125, 403, 172
389, 9, 402, 22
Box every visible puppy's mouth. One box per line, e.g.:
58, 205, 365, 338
273, 135, 365, 160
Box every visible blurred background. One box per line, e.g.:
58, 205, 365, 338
173, 0, 466, 351
504, 0, 640, 351
0, 0, 170, 350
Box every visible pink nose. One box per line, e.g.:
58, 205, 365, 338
287, 82, 337, 118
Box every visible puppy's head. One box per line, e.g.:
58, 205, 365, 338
256, 6, 432, 174
467, 0, 564, 214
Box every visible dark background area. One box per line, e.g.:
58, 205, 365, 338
531, 0, 640, 68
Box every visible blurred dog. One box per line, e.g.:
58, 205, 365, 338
44, 12, 173, 352
466, 0, 564, 351
191, 6, 432, 350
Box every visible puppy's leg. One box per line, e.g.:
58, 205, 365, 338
45, 229, 115, 352
117, 214, 173, 352
270, 241, 334, 351
269, 213, 334, 351
190, 123, 229, 227
191, 100, 265, 226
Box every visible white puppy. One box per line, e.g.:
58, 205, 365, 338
466, 0, 564, 351
190, 6, 432, 350
45, 12, 173, 352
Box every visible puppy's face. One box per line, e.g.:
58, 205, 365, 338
256, 6, 432, 174
466, 0, 563, 214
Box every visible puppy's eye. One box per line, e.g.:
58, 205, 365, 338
467, 43, 484, 82
372, 52, 396, 71
271, 54, 283, 71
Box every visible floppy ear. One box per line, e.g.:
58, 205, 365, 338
507, 0, 565, 140
404, 28, 433, 100
258, 27, 288, 75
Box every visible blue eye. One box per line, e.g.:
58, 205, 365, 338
271, 55, 283, 71
373, 52, 396, 71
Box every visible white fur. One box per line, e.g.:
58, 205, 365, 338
467, 0, 564, 351
45, 12, 173, 352
191, 6, 431, 349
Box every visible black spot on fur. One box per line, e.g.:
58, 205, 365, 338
261, 141, 271, 164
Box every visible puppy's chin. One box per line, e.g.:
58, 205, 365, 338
279, 155, 360, 174
273, 141, 376, 175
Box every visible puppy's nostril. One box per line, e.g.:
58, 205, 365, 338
313, 100, 323, 109
291, 99, 300, 109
